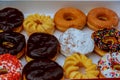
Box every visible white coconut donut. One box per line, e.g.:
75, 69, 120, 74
59, 28, 94, 56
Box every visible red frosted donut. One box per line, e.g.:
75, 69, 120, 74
87, 7, 119, 31
54, 7, 86, 32
0, 54, 22, 80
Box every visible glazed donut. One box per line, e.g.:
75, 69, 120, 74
0, 7, 24, 32
54, 7, 86, 32
98, 52, 120, 78
22, 58, 63, 80
0, 54, 22, 80
23, 14, 55, 36
0, 32, 26, 58
63, 53, 99, 79
92, 28, 120, 56
87, 7, 119, 31
59, 28, 94, 56
26, 32, 60, 62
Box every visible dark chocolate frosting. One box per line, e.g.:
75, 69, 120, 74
22, 59, 63, 80
0, 32, 26, 55
27, 33, 60, 59
0, 7, 24, 32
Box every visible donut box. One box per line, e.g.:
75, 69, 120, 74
0, 1, 120, 80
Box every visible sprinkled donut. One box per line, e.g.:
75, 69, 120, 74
0, 54, 22, 80
59, 28, 94, 56
98, 52, 120, 78
92, 28, 120, 56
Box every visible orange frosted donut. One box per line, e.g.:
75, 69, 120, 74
54, 7, 86, 32
87, 7, 119, 31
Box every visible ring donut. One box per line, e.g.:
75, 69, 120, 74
98, 52, 120, 78
0, 7, 24, 32
63, 53, 99, 79
92, 28, 120, 56
59, 28, 94, 56
87, 7, 119, 31
23, 14, 55, 36
54, 7, 86, 32
0, 32, 26, 58
0, 54, 22, 80
26, 33, 60, 62
22, 58, 63, 80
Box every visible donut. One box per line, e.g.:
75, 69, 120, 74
22, 58, 63, 80
54, 7, 86, 32
63, 53, 99, 79
92, 28, 120, 56
0, 54, 22, 80
0, 7, 24, 32
98, 52, 120, 78
26, 32, 60, 62
0, 32, 26, 58
59, 28, 94, 56
87, 7, 119, 31
23, 14, 55, 36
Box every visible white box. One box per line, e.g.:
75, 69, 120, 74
0, 1, 120, 79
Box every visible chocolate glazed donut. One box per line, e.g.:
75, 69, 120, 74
0, 32, 26, 58
0, 7, 24, 32
26, 33, 60, 61
22, 59, 63, 80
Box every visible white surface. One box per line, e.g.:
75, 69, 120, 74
0, 1, 120, 67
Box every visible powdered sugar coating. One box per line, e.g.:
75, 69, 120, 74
59, 28, 94, 56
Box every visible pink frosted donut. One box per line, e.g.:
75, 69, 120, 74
0, 54, 22, 80
98, 52, 120, 78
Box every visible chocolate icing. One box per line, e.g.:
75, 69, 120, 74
27, 33, 60, 59
0, 7, 24, 32
0, 32, 26, 55
22, 59, 63, 80
93, 28, 120, 52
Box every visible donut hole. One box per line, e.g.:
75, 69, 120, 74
97, 14, 108, 21
113, 65, 120, 70
2, 41, 14, 48
0, 68, 8, 75
77, 63, 86, 74
63, 13, 75, 21
78, 66, 86, 74
103, 37, 117, 45
34, 20, 42, 25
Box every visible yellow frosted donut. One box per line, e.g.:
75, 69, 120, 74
63, 53, 99, 79
23, 14, 55, 36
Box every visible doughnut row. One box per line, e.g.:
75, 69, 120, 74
0, 6, 120, 80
